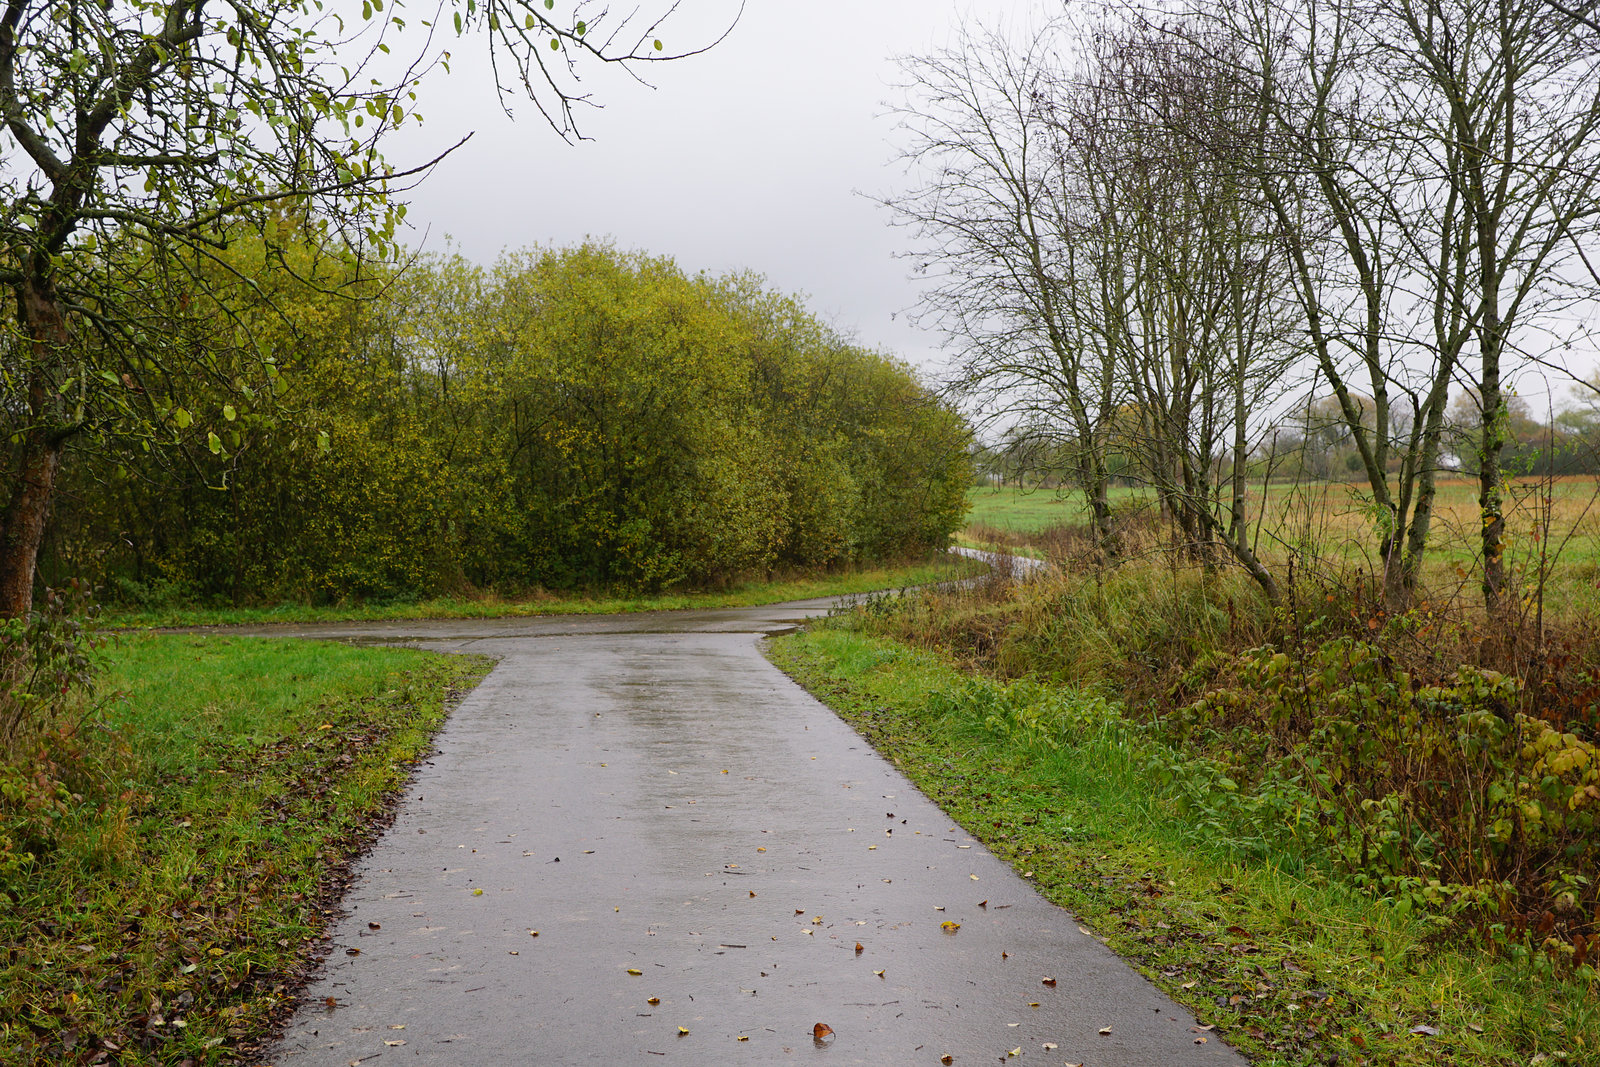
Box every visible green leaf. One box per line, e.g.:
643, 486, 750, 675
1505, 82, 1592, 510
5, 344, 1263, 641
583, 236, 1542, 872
550, 37, 560, 50
575, 20, 585, 35
174, 408, 193, 429
545, 0, 554, 8
223, 404, 237, 422
317, 430, 331, 453
653, 39, 663, 51
454, 11, 462, 32
207, 431, 223, 455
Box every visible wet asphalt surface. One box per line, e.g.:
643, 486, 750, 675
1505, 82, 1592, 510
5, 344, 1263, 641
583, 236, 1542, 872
256, 596, 1245, 1066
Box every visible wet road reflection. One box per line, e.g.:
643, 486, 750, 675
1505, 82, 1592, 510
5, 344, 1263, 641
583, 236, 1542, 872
263, 600, 1243, 1066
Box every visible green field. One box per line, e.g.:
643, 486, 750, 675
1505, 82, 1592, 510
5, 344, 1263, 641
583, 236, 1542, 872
963, 478, 1600, 611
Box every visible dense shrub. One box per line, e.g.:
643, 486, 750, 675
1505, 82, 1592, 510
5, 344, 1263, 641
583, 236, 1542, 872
40, 242, 972, 602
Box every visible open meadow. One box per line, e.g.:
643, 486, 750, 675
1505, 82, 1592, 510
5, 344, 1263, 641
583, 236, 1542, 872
966, 477, 1600, 617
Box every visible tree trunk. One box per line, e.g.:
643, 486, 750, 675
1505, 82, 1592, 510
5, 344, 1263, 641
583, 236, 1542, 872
0, 277, 76, 619
0, 431, 63, 618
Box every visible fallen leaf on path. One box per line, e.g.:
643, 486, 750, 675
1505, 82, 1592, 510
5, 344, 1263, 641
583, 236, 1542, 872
1007, 1048, 1021, 1057
1099, 1026, 1113, 1035
874, 969, 885, 978
626, 968, 643, 976
647, 997, 660, 1005
678, 1027, 690, 1036
941, 1056, 953, 1065
855, 942, 864, 953
1041, 977, 1056, 987
941, 921, 961, 934
813, 1023, 834, 1039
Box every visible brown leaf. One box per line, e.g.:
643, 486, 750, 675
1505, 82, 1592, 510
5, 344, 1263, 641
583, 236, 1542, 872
813, 1022, 835, 1042
1041, 976, 1057, 987
855, 942, 864, 954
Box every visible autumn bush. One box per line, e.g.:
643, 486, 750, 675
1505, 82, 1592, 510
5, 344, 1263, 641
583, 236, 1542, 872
39, 240, 973, 605
849, 520, 1600, 959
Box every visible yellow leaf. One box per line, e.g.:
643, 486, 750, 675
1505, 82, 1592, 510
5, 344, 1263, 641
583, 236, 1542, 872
647, 996, 660, 1005
678, 1026, 690, 1035
941, 921, 961, 933
626, 968, 643, 976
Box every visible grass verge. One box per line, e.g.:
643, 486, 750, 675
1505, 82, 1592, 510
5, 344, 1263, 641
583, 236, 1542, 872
101, 555, 985, 630
0, 633, 491, 1065
768, 624, 1597, 1067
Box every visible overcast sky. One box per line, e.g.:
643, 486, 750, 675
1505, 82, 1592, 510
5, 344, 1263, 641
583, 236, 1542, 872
381, 0, 1044, 372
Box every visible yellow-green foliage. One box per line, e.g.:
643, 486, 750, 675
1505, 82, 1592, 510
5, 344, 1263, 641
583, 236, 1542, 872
47, 240, 972, 602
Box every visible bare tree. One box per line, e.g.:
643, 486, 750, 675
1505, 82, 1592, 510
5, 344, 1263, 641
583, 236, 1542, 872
1209, 0, 1600, 609
1064, 20, 1299, 598
886, 21, 1123, 554
888, 15, 1298, 596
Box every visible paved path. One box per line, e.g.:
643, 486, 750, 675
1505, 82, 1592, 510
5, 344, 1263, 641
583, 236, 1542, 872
256, 600, 1244, 1066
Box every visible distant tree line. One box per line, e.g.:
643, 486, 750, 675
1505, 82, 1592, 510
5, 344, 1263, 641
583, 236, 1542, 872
31, 240, 972, 605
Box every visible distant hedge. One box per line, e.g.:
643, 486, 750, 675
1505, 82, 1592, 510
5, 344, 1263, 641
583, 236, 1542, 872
44, 241, 972, 603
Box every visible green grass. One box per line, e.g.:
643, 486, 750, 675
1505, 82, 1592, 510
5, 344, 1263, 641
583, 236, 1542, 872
101, 555, 984, 629
0, 634, 491, 1065
965, 484, 1150, 533
768, 625, 1598, 1067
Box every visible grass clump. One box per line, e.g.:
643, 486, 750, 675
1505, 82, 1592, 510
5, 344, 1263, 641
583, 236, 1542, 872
0, 620, 489, 1065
